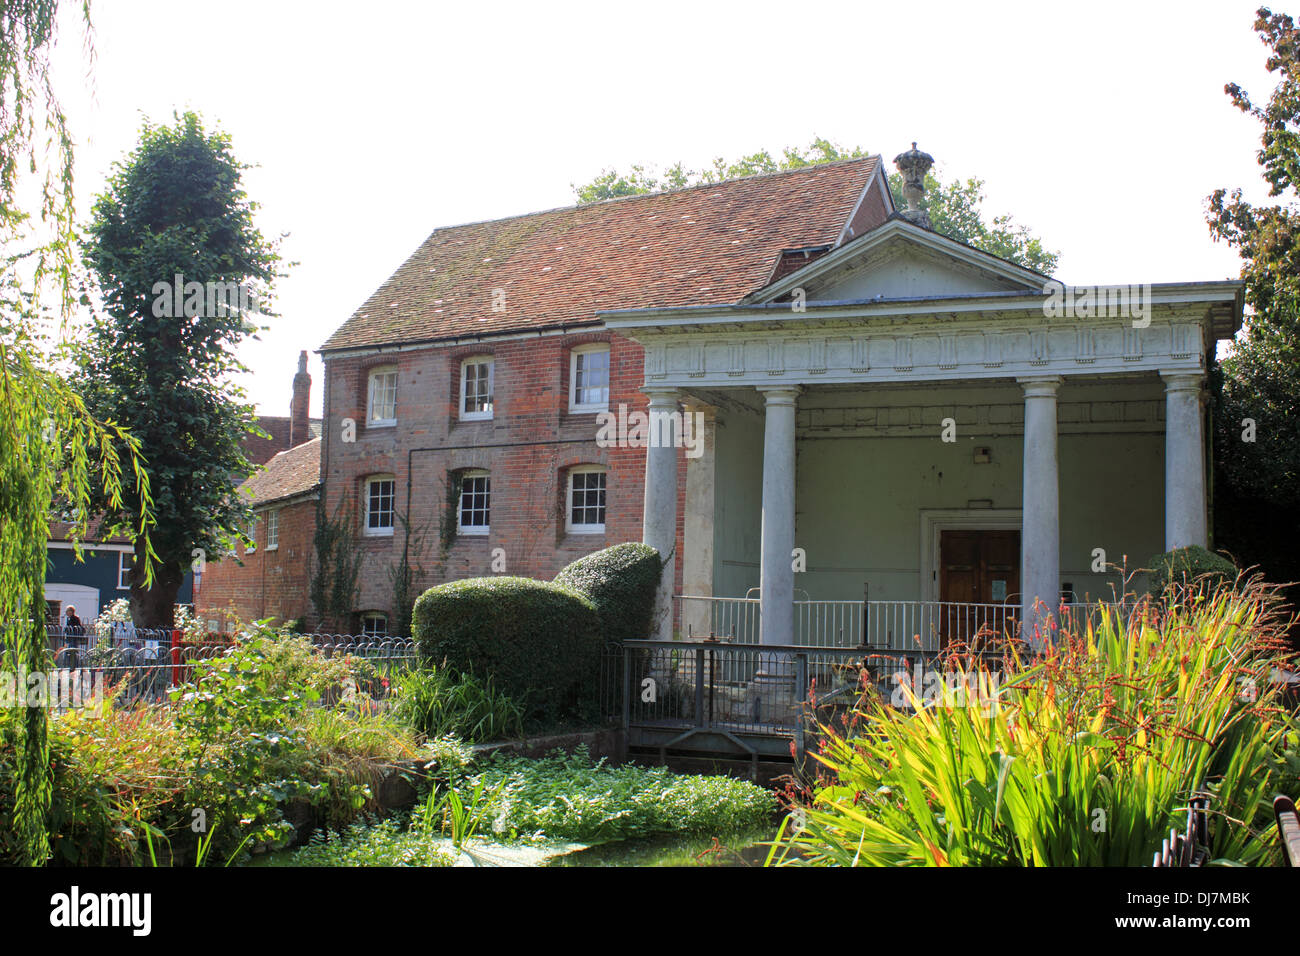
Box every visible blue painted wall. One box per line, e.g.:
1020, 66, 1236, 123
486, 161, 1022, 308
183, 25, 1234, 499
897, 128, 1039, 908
45, 547, 194, 612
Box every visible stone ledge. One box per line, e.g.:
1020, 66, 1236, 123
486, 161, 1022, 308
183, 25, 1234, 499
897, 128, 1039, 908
470, 727, 624, 762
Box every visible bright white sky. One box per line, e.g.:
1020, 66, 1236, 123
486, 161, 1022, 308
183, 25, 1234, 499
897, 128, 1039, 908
48, 0, 1282, 416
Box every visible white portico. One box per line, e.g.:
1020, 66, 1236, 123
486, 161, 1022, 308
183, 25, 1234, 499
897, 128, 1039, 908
607, 217, 1242, 648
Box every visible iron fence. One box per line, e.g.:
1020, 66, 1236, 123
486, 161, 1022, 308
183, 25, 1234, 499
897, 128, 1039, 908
612, 639, 1011, 755
14, 625, 419, 709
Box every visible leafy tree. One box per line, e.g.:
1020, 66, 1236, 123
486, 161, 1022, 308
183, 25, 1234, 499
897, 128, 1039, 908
78, 111, 282, 627
912, 173, 1059, 275
0, 1, 156, 866
573, 137, 1058, 274
1207, 7, 1300, 621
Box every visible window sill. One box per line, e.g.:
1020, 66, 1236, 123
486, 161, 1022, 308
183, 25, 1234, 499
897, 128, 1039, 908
457, 528, 490, 537
367, 419, 397, 429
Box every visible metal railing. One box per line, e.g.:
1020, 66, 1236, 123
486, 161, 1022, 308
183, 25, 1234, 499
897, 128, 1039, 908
617, 638, 1010, 760
678, 595, 760, 643
32, 625, 418, 709
675, 595, 1023, 651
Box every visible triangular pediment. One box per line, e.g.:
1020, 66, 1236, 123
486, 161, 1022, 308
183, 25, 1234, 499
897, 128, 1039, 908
747, 219, 1048, 306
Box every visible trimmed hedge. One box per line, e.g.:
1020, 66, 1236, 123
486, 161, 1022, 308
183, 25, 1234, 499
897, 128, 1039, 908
1147, 545, 1237, 596
411, 576, 602, 722
554, 543, 662, 644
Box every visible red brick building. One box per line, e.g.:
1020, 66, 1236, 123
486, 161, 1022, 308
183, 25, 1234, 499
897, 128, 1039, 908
195, 353, 322, 629
316, 157, 890, 636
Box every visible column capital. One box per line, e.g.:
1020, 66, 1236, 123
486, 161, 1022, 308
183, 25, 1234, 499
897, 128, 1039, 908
641, 386, 680, 407
1017, 375, 1062, 398
1159, 370, 1205, 393
756, 385, 803, 405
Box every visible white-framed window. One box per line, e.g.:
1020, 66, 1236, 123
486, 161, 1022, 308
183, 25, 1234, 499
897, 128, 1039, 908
361, 612, 388, 638
367, 366, 398, 427
117, 551, 132, 590
457, 469, 490, 535
266, 509, 280, 550
246, 518, 257, 553
566, 465, 607, 534
569, 344, 610, 412
364, 476, 396, 536
460, 356, 494, 421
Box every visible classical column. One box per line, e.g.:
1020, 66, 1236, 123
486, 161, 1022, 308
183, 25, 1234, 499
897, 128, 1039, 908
681, 399, 716, 640
1161, 371, 1208, 550
642, 388, 680, 642
1018, 376, 1062, 646
757, 386, 800, 646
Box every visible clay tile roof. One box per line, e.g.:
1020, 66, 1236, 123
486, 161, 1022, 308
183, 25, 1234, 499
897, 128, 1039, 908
243, 416, 323, 466
240, 437, 321, 508
49, 518, 133, 545
321, 156, 881, 352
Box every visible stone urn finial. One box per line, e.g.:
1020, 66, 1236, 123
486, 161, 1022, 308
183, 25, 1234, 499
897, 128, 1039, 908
893, 142, 934, 229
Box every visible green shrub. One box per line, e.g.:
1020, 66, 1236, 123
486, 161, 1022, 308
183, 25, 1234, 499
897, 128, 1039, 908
391, 666, 524, 743
0, 697, 183, 866
554, 542, 662, 643
1148, 545, 1238, 596
0, 623, 425, 867
249, 630, 383, 702
768, 583, 1297, 867
170, 635, 323, 859
412, 576, 601, 722
462, 746, 777, 843
261, 815, 455, 867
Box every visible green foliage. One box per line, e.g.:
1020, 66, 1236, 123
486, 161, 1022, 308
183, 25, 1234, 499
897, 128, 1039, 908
571, 137, 1057, 273
248, 629, 383, 702
1147, 545, 1239, 596
463, 746, 777, 843
412, 576, 602, 722
425, 776, 508, 849
170, 635, 320, 859
889, 171, 1059, 275
1208, 8, 1300, 609
263, 815, 455, 868
0, 695, 181, 866
553, 542, 661, 643
572, 137, 862, 202
76, 110, 283, 626
309, 497, 363, 630
768, 584, 1297, 866
0, 0, 162, 866
388, 510, 431, 639
424, 735, 474, 776
390, 666, 525, 743
0, 623, 427, 866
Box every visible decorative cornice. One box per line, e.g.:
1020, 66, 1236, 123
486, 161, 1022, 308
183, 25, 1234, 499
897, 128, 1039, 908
639, 318, 1206, 389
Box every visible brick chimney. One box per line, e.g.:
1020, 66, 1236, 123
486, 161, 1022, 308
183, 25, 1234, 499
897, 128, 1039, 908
289, 351, 311, 447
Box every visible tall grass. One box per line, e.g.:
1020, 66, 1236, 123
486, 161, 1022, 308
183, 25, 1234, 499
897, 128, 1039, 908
390, 666, 524, 743
768, 582, 1299, 866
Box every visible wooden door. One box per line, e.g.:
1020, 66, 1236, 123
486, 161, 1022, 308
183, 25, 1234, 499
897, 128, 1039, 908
938, 530, 1020, 647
